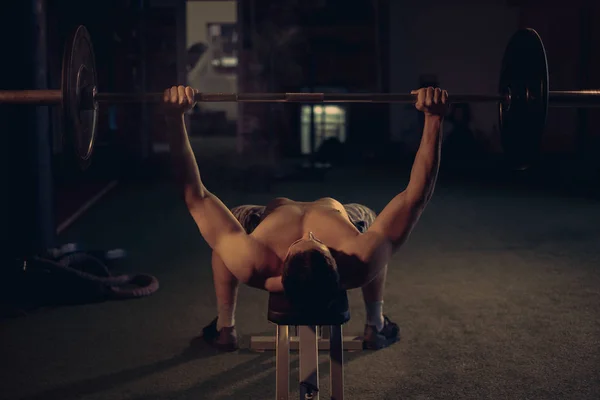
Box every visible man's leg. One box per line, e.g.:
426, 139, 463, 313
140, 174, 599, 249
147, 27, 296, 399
213, 250, 239, 330
202, 204, 265, 351
202, 251, 239, 351
361, 264, 387, 329
360, 263, 399, 349
216, 205, 264, 322
344, 203, 400, 349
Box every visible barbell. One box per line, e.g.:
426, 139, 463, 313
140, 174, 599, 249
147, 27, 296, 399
1, 25, 599, 169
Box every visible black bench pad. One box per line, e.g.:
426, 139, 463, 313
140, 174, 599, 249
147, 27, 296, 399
267, 291, 351, 326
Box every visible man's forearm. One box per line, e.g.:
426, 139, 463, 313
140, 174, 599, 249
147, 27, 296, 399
166, 115, 207, 201
406, 116, 443, 205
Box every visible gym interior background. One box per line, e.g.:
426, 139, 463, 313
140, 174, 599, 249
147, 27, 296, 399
1, 0, 600, 399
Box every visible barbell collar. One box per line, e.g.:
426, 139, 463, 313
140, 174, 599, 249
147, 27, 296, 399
548, 90, 600, 108
0, 90, 61, 105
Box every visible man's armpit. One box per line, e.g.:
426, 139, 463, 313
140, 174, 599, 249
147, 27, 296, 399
335, 233, 392, 289
332, 251, 371, 290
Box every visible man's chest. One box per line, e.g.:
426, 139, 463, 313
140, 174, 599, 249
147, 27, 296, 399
251, 211, 360, 269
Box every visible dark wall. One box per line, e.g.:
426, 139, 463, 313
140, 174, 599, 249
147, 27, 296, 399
518, 3, 600, 151
46, 0, 185, 171
237, 0, 390, 160
1, 1, 56, 259
47, 0, 146, 165
301, 1, 390, 159
0, 0, 183, 261
389, 1, 519, 153
517, 2, 600, 188
518, 5, 584, 154
389, 0, 600, 161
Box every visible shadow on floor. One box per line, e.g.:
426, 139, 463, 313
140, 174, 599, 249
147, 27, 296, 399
16, 336, 222, 400
18, 334, 370, 400
127, 349, 369, 400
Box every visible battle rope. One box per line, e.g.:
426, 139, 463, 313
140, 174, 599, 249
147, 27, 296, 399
28, 243, 160, 301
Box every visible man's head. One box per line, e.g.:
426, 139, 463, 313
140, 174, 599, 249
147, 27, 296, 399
281, 232, 340, 309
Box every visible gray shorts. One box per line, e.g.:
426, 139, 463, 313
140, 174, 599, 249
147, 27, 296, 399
230, 203, 376, 234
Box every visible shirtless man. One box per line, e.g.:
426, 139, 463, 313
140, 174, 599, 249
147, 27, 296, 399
163, 85, 448, 351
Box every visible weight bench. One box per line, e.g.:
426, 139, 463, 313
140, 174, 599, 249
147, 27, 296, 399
250, 297, 363, 353
251, 291, 356, 400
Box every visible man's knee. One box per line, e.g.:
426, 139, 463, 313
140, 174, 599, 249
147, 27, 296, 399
361, 264, 388, 288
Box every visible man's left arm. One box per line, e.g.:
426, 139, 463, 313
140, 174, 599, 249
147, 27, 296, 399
336, 117, 442, 289
368, 114, 442, 251
367, 87, 447, 251
338, 87, 447, 288
337, 115, 442, 289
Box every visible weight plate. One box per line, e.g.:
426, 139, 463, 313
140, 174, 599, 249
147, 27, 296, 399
498, 28, 549, 169
61, 25, 98, 169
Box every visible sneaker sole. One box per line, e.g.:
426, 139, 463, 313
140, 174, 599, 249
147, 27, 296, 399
202, 335, 239, 352
362, 335, 400, 350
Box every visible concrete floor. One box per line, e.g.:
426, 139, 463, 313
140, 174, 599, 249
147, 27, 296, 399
1, 164, 600, 400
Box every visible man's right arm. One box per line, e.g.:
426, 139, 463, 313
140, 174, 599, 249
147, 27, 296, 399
404, 115, 443, 206
164, 86, 275, 283
166, 113, 207, 204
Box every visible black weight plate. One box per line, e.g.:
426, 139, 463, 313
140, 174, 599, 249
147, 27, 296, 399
61, 25, 98, 169
498, 28, 549, 169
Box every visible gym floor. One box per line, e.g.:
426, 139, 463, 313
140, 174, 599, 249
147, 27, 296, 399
1, 144, 600, 399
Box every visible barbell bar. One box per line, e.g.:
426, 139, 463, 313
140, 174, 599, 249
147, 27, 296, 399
547, 90, 600, 108
2, 89, 600, 107
98, 90, 600, 107
0, 90, 506, 104
1, 25, 599, 170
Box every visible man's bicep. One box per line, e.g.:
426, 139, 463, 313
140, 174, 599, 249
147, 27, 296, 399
214, 233, 273, 284
187, 191, 246, 250
368, 191, 423, 250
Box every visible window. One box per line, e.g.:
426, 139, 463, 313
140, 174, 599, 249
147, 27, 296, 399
207, 23, 238, 72
300, 105, 347, 155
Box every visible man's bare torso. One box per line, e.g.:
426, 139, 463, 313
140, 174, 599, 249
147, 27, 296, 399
248, 197, 364, 277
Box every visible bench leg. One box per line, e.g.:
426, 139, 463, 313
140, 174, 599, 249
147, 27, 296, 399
329, 325, 344, 400
299, 325, 319, 400
250, 334, 363, 352
276, 325, 290, 400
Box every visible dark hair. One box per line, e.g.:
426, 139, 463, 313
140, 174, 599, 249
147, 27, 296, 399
281, 248, 340, 309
